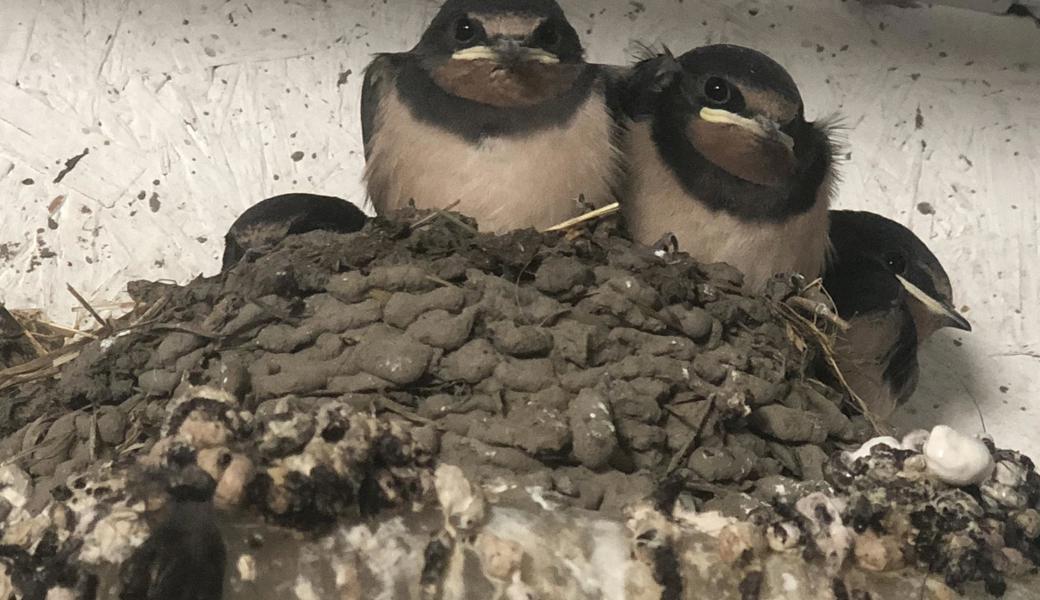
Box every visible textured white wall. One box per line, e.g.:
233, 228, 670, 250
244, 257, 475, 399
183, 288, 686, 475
0, 0, 1037, 456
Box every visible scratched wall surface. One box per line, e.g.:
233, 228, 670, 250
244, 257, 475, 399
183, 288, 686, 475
0, 0, 1038, 456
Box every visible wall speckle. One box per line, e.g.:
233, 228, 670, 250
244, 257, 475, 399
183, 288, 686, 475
0, 0, 1038, 457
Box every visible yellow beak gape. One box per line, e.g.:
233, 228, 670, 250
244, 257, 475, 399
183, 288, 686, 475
451, 46, 560, 64
699, 107, 795, 151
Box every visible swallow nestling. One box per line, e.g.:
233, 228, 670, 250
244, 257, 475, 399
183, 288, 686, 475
361, 0, 621, 233
620, 45, 838, 291
221, 193, 367, 271
825, 210, 971, 418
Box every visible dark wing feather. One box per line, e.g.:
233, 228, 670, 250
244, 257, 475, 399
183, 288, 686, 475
221, 232, 245, 271
882, 306, 920, 404
617, 45, 680, 120
360, 53, 404, 159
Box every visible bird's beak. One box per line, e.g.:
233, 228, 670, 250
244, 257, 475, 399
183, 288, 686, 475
690, 107, 798, 187
699, 107, 795, 152
896, 274, 972, 332
451, 39, 559, 64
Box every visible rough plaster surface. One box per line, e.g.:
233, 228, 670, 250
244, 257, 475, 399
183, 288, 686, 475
0, 0, 1037, 457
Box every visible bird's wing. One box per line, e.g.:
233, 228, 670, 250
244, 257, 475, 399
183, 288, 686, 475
360, 53, 404, 159
881, 305, 920, 403
221, 232, 245, 272
614, 48, 680, 121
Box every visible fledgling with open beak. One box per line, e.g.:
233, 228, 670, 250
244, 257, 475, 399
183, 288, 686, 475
620, 45, 838, 291
361, 0, 622, 233
221, 193, 367, 271
825, 210, 971, 418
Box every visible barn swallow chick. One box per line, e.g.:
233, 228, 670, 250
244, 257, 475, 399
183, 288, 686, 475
221, 193, 367, 271
825, 209, 970, 418
361, 0, 621, 233
621, 45, 837, 291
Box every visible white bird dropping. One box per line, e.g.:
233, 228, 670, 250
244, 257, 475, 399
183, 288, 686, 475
923, 425, 995, 486
845, 436, 902, 462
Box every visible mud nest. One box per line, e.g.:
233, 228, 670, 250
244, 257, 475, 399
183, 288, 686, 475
1, 208, 1036, 598
0, 208, 859, 513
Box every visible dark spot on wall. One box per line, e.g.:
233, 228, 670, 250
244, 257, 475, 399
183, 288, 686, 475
337, 70, 352, 86
291, 151, 305, 162
0, 242, 20, 262
149, 192, 161, 213
21, 178, 34, 185
625, 1, 646, 20
915, 107, 924, 130
53, 148, 89, 184
916, 202, 935, 215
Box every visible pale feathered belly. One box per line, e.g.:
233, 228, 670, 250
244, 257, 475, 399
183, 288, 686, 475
366, 90, 619, 233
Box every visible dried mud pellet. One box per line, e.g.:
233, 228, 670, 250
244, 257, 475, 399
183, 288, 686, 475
568, 389, 618, 470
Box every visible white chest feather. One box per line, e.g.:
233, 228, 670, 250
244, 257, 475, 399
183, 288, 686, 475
622, 122, 832, 291
365, 88, 620, 233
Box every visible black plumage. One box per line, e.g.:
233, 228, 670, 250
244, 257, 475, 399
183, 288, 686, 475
221, 193, 367, 271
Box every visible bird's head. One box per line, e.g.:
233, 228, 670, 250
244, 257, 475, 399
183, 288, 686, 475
632, 44, 837, 221
675, 45, 817, 188
413, 0, 585, 107
828, 210, 971, 339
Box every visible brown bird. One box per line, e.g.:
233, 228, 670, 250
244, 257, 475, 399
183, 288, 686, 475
620, 44, 838, 291
825, 210, 971, 418
360, 0, 622, 233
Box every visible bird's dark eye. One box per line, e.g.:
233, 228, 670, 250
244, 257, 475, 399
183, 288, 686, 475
885, 252, 907, 274
704, 77, 732, 106
454, 17, 476, 43
532, 21, 560, 48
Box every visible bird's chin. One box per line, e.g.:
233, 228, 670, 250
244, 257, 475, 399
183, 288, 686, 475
688, 117, 797, 188
430, 59, 582, 109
